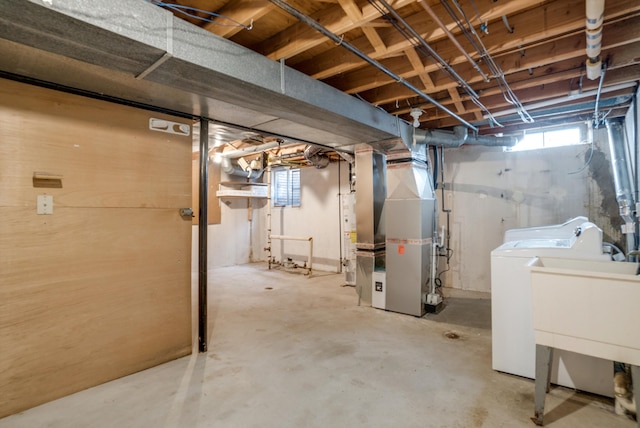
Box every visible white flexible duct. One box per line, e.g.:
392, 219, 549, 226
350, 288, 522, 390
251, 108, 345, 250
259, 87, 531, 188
219, 140, 290, 158
221, 157, 263, 179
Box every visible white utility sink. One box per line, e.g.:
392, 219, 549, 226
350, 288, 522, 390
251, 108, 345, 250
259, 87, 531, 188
528, 257, 640, 365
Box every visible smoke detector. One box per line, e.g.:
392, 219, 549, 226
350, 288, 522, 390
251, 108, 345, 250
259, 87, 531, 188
409, 108, 423, 128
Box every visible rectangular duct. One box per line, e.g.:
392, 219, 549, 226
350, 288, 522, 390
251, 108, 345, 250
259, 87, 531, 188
0, 0, 411, 148
354, 146, 387, 305
355, 146, 387, 249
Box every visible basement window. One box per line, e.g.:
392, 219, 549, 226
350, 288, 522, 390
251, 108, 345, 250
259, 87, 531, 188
273, 168, 301, 207
508, 125, 585, 152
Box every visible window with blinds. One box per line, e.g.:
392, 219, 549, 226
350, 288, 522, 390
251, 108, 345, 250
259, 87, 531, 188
273, 168, 301, 207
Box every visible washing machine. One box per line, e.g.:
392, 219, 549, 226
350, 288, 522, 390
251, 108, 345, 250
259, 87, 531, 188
491, 221, 615, 397
503, 216, 588, 242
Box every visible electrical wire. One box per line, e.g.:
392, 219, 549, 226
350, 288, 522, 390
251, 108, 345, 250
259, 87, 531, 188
367, 0, 503, 128
147, 0, 253, 30
269, 0, 479, 131
441, 0, 533, 124
367, 0, 477, 98
468, 0, 488, 33
568, 138, 595, 175
593, 62, 607, 128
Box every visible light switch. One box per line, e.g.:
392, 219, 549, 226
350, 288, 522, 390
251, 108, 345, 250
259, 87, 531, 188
37, 195, 53, 215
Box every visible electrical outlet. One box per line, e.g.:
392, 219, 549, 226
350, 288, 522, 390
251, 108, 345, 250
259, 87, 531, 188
37, 195, 53, 215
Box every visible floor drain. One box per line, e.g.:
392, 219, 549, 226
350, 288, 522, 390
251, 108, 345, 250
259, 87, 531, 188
444, 331, 460, 339
265, 287, 273, 290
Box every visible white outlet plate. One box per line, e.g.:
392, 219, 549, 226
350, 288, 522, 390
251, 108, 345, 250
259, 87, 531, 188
37, 195, 53, 215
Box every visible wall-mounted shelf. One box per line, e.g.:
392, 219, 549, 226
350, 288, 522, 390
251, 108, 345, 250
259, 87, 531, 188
216, 181, 268, 199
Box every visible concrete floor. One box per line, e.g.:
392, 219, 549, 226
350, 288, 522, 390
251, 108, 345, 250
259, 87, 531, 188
0, 263, 635, 427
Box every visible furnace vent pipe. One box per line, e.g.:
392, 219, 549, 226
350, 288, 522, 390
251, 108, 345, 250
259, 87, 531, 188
415, 126, 518, 148
304, 144, 330, 169
606, 118, 636, 254
337, 152, 355, 164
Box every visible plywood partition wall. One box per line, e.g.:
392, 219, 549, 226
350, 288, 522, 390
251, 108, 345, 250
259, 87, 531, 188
192, 155, 222, 225
0, 78, 193, 417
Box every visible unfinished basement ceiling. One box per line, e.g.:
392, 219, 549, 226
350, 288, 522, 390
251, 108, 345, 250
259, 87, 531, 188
0, 0, 410, 154
153, 0, 640, 135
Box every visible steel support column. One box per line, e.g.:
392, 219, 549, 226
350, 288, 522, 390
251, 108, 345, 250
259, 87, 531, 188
533, 344, 554, 426
198, 118, 209, 353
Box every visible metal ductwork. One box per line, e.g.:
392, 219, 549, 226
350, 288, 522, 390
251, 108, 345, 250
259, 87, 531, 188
337, 151, 355, 164
606, 117, 637, 254
414, 126, 518, 148
468, 133, 519, 147
221, 157, 263, 180
220, 140, 291, 159
304, 144, 330, 169
0, 0, 410, 149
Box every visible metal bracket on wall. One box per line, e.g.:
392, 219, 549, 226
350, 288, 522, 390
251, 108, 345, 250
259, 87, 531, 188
179, 207, 194, 218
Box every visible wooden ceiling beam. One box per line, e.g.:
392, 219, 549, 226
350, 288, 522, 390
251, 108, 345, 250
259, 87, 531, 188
388, 40, 640, 117
293, 0, 549, 80
202, 0, 272, 38
476, 107, 630, 135
337, 0, 387, 54
387, 63, 587, 116
423, 65, 639, 124
356, 16, 640, 107
403, 47, 435, 92
255, 0, 416, 59
258, 0, 549, 61
296, 0, 637, 83
421, 78, 637, 129
448, 88, 465, 113
385, 59, 639, 126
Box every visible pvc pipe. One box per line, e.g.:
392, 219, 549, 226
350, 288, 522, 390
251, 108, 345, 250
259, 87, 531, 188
270, 235, 313, 276
266, 164, 272, 269
219, 140, 294, 158
430, 241, 438, 295
586, 57, 602, 81
586, 0, 605, 30
585, 0, 604, 80
270, 235, 313, 241
586, 27, 602, 58
221, 157, 263, 179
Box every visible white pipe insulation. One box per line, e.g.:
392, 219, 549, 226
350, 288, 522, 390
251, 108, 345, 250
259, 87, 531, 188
586, 0, 605, 80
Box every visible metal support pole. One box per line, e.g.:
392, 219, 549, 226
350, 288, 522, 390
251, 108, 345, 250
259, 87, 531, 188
266, 164, 272, 269
632, 365, 640, 427
533, 344, 554, 426
198, 118, 209, 353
